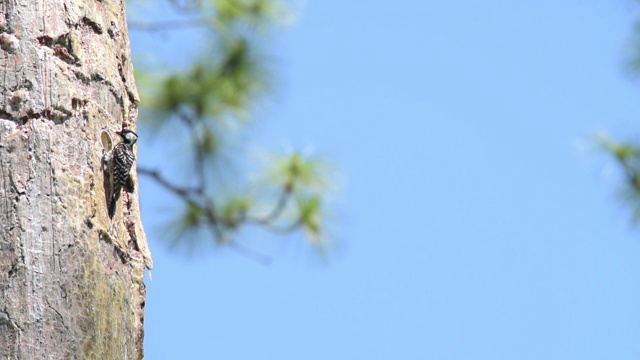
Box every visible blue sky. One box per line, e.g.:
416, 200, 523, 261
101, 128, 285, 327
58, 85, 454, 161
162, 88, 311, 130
130, 1, 640, 359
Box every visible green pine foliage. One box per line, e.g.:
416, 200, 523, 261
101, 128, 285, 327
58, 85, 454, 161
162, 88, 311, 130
130, 0, 333, 258
600, 14, 640, 224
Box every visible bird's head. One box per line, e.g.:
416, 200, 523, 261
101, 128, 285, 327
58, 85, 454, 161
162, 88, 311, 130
117, 129, 138, 145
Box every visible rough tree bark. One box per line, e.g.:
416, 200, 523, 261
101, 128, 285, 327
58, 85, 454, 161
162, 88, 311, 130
0, 0, 152, 359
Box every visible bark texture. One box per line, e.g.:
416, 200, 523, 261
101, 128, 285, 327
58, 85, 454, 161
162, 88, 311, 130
0, 0, 152, 359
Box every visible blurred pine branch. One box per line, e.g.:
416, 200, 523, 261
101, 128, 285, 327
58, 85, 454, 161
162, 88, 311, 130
129, 0, 334, 259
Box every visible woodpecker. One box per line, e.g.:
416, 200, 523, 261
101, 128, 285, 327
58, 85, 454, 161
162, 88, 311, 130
108, 128, 138, 218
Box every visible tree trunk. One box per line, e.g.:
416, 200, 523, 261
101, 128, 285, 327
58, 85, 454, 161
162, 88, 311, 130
0, 0, 152, 359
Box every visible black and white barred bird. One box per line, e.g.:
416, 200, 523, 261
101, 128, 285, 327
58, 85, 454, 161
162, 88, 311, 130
108, 128, 138, 218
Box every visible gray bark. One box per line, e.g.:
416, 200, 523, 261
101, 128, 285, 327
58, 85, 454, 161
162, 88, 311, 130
0, 0, 152, 359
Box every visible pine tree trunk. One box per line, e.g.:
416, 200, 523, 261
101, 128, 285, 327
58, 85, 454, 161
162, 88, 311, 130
0, 0, 152, 358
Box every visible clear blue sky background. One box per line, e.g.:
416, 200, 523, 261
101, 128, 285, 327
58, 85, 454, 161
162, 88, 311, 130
130, 1, 640, 359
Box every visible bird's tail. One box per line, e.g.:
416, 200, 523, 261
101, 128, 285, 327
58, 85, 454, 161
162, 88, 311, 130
108, 193, 117, 219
